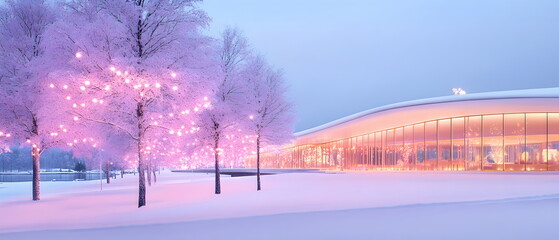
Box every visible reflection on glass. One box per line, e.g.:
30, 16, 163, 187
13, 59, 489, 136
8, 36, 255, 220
504, 114, 525, 170
549, 113, 559, 170
466, 116, 482, 170
526, 113, 547, 170
452, 118, 465, 170
258, 112, 559, 172
425, 121, 437, 170
438, 119, 451, 170
482, 115, 503, 171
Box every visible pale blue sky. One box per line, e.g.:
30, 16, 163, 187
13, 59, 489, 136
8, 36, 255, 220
202, 0, 559, 132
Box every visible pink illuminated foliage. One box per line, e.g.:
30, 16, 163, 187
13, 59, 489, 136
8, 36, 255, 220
195, 27, 251, 194
43, 0, 215, 207
0, 0, 68, 201
242, 56, 295, 191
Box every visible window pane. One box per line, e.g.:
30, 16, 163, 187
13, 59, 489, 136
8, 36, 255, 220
452, 117, 466, 170
466, 116, 482, 170
414, 123, 425, 170
438, 119, 451, 170
386, 129, 395, 170
404, 125, 415, 170
504, 114, 525, 170
549, 113, 559, 170
425, 121, 437, 170
482, 115, 504, 171
395, 128, 404, 170
526, 113, 547, 170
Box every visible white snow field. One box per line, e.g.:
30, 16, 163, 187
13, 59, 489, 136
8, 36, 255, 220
1, 171, 559, 240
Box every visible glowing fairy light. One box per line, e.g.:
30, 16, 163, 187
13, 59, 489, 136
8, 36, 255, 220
109, 66, 116, 72
125, 79, 130, 84
203, 96, 208, 101
249, 115, 254, 120
92, 98, 98, 103
116, 71, 122, 76
73, 116, 79, 121
169, 130, 175, 135
194, 107, 199, 112
104, 85, 111, 91
49, 83, 55, 88
72, 103, 77, 108
171, 72, 177, 78
172, 86, 178, 91
66, 96, 71, 100
84, 80, 90, 86
63, 85, 68, 89
75, 52, 83, 58
155, 83, 161, 88
144, 83, 150, 88
80, 86, 86, 91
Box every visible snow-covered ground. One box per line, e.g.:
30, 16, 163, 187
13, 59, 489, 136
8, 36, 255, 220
1, 171, 559, 239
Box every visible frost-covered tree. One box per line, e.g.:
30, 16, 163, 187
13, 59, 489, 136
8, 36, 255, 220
44, 0, 213, 207
0, 0, 65, 201
243, 57, 294, 191
196, 27, 250, 194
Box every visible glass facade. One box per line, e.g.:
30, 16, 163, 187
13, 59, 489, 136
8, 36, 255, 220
253, 113, 559, 171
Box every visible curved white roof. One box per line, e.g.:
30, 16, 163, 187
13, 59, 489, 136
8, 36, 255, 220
295, 87, 559, 144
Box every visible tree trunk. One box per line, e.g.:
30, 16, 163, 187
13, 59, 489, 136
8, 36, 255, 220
152, 169, 157, 184
121, 170, 124, 178
256, 136, 261, 191
214, 137, 221, 194
137, 102, 146, 208
105, 163, 110, 184
32, 146, 40, 201
146, 160, 152, 186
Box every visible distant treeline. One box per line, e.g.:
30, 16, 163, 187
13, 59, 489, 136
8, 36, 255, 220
0, 146, 86, 172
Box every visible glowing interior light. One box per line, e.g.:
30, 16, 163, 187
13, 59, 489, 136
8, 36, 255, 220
75, 52, 83, 58
49, 83, 55, 88
172, 86, 178, 91
73, 116, 79, 121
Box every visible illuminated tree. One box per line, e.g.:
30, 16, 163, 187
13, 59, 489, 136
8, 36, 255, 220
243, 56, 295, 191
196, 27, 250, 194
0, 0, 63, 201
44, 0, 213, 207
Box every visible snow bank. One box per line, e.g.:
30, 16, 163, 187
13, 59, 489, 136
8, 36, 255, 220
1, 171, 559, 239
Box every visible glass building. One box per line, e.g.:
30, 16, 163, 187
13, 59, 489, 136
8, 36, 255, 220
251, 88, 559, 171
